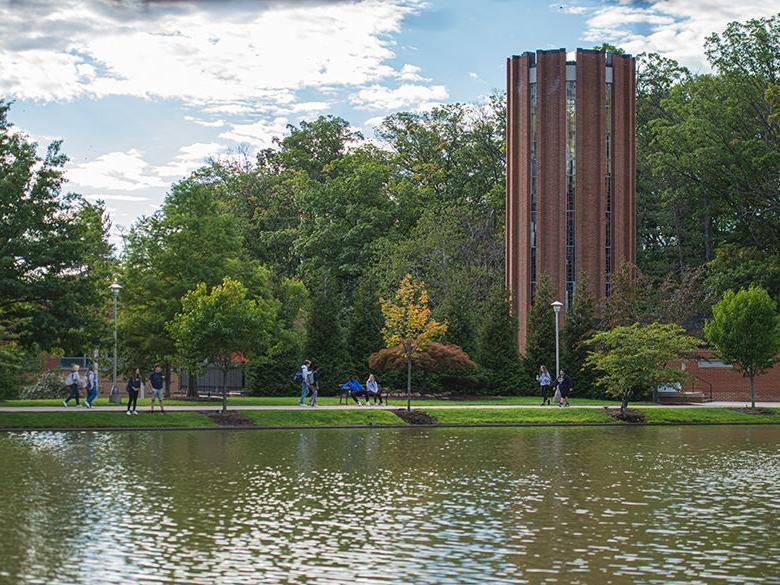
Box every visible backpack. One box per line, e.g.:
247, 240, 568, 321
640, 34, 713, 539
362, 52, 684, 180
291, 368, 303, 382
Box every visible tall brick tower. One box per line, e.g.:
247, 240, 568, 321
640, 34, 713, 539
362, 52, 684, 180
506, 48, 636, 351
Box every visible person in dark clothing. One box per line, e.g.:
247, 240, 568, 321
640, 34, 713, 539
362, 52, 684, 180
63, 364, 82, 407
126, 368, 141, 415
308, 364, 320, 407
148, 364, 165, 414
556, 369, 572, 408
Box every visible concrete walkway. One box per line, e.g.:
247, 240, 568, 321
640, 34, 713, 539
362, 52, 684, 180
1, 401, 778, 413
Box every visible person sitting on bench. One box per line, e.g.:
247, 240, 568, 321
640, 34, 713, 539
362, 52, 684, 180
340, 376, 367, 405
365, 373, 383, 406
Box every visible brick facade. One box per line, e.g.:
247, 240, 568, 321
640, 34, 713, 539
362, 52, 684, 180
506, 49, 636, 351
683, 350, 780, 402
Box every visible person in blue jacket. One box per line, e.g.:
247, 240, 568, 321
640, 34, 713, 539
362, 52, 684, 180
340, 375, 367, 405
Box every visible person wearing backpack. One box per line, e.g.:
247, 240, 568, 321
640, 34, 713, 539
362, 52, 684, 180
126, 368, 142, 415
307, 364, 320, 407
63, 364, 82, 407
297, 360, 311, 406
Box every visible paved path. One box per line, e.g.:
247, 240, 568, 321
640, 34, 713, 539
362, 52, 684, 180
1, 401, 778, 413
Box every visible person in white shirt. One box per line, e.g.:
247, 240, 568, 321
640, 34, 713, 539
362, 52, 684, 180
536, 365, 552, 406
365, 374, 382, 406
63, 364, 83, 407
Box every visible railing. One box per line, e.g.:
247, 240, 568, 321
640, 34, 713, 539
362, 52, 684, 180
687, 373, 714, 401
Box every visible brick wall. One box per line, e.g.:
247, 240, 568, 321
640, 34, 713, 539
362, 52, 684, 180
683, 350, 780, 402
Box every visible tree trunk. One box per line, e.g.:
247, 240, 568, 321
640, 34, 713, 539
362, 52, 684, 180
222, 366, 229, 414
621, 390, 630, 416
750, 374, 756, 410
187, 370, 198, 399
164, 364, 171, 399
406, 355, 412, 412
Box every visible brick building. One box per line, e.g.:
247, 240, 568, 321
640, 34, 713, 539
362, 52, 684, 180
506, 48, 636, 350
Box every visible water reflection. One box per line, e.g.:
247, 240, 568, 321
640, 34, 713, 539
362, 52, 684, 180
0, 426, 778, 584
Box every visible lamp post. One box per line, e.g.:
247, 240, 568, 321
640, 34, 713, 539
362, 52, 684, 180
551, 301, 563, 377
109, 283, 122, 404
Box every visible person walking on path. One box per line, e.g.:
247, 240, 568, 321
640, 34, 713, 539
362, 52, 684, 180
536, 366, 552, 406
84, 363, 98, 408
148, 364, 165, 414
298, 360, 312, 406
556, 369, 572, 408
365, 374, 382, 406
307, 364, 320, 407
126, 368, 142, 415
63, 364, 82, 407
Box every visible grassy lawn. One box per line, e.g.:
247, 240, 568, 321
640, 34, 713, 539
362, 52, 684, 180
242, 409, 406, 426
638, 407, 780, 424
0, 411, 216, 429
427, 407, 614, 425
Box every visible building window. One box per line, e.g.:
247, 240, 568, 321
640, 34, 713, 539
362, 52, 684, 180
565, 80, 576, 310
605, 81, 613, 297
530, 81, 537, 303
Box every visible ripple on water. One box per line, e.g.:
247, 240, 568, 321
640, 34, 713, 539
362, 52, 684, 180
0, 426, 778, 584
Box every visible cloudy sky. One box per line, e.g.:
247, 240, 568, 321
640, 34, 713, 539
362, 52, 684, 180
2, 0, 777, 244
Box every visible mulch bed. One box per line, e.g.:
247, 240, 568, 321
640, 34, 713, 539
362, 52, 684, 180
604, 407, 646, 423
203, 411, 256, 426
393, 409, 437, 425
731, 407, 776, 416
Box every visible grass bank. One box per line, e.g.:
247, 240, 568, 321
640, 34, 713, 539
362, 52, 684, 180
428, 407, 780, 426
0, 411, 216, 429
0, 407, 776, 431
242, 409, 405, 427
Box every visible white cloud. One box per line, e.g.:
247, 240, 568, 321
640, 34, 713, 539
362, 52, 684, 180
83, 194, 150, 202
67, 142, 225, 191
67, 149, 167, 191
219, 117, 290, 149
578, 0, 777, 70
0, 0, 425, 107
184, 116, 226, 128
155, 142, 226, 178
350, 83, 449, 110
397, 64, 426, 81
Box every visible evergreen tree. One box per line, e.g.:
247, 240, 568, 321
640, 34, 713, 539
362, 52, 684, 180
562, 273, 599, 397
438, 286, 477, 357
523, 273, 556, 383
305, 277, 350, 386
346, 277, 385, 373
476, 286, 524, 394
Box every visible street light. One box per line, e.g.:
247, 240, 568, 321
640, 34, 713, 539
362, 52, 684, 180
551, 301, 563, 378
109, 282, 122, 404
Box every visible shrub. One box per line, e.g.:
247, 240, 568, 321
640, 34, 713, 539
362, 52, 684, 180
20, 370, 67, 400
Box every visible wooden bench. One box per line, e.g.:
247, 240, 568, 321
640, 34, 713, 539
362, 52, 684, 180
657, 391, 707, 404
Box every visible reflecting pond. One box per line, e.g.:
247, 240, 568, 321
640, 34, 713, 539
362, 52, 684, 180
0, 426, 778, 584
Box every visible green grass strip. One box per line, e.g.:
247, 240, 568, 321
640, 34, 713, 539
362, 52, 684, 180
242, 409, 406, 427
638, 407, 779, 424
428, 407, 614, 425
0, 411, 216, 429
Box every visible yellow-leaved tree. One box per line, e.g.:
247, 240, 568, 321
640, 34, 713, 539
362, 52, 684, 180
380, 274, 447, 411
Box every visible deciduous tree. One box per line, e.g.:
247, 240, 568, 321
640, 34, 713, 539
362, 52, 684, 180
704, 287, 780, 408
380, 274, 447, 410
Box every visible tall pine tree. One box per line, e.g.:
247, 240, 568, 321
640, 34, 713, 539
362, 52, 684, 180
346, 277, 385, 373
476, 286, 524, 394
305, 276, 350, 388
562, 272, 600, 396
523, 273, 556, 383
